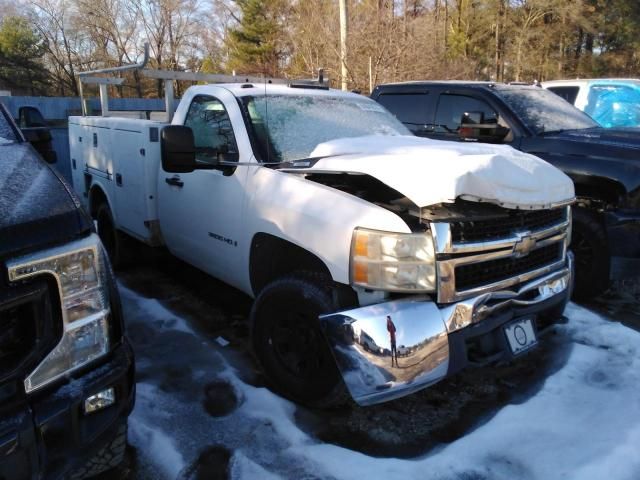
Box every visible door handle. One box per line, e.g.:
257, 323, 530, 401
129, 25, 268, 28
165, 176, 184, 188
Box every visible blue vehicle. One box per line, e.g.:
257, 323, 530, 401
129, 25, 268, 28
543, 79, 640, 128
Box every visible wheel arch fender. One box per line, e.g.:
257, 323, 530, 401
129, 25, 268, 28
88, 181, 117, 225
249, 233, 333, 296
245, 168, 412, 292
571, 173, 627, 206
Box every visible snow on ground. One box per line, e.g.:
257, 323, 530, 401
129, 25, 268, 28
120, 284, 640, 480
119, 283, 195, 335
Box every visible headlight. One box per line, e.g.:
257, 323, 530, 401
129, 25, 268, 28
8, 234, 111, 393
350, 228, 436, 292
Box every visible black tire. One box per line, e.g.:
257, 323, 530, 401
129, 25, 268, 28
69, 423, 127, 479
96, 203, 134, 270
570, 207, 610, 300
250, 273, 350, 408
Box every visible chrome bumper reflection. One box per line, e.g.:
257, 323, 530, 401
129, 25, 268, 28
320, 254, 573, 406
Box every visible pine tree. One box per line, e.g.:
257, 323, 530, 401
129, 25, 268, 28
0, 16, 48, 94
225, 0, 290, 77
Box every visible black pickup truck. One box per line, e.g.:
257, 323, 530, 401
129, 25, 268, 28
0, 103, 134, 479
372, 82, 640, 298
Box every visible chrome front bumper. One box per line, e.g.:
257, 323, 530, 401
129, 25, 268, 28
320, 253, 573, 406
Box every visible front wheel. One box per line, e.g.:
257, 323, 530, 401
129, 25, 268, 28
250, 274, 350, 408
570, 207, 610, 300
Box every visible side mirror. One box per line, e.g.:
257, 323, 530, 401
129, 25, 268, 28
461, 111, 484, 125
161, 125, 197, 173
459, 111, 509, 143
18, 106, 47, 128
18, 106, 55, 161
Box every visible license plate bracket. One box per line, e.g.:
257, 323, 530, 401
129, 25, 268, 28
504, 317, 538, 355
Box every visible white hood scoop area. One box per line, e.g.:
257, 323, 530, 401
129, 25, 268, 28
288, 136, 575, 209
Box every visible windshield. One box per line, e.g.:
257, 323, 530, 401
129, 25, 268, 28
0, 107, 17, 146
496, 88, 599, 134
241, 94, 411, 162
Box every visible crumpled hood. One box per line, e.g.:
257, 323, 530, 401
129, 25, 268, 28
297, 136, 575, 209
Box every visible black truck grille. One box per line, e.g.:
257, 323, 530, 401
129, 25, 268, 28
0, 302, 37, 375
450, 208, 566, 243
455, 243, 563, 291
0, 280, 61, 401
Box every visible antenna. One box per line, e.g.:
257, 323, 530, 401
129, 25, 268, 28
264, 71, 270, 164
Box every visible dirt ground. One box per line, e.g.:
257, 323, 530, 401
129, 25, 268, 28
101, 248, 639, 478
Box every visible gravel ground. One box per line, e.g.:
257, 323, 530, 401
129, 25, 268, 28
98, 248, 639, 479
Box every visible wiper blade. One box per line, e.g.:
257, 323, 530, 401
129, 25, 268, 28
216, 153, 349, 169
539, 129, 565, 136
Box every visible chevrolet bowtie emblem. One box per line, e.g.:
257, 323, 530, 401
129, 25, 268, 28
513, 233, 536, 257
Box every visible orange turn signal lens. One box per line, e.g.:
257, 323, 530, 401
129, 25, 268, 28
354, 232, 369, 257
353, 261, 368, 283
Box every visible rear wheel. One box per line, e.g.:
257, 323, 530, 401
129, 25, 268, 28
96, 203, 134, 270
570, 207, 610, 300
250, 273, 350, 408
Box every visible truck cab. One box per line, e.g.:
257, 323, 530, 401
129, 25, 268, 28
69, 71, 575, 408
0, 103, 134, 479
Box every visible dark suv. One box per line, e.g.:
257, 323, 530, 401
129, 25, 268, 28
372, 82, 640, 298
0, 103, 134, 479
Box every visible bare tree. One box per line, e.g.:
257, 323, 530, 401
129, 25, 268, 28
29, 0, 83, 95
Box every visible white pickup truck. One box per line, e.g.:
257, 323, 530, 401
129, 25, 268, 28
69, 73, 575, 407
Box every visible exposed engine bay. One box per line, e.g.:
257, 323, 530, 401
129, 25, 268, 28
304, 172, 567, 237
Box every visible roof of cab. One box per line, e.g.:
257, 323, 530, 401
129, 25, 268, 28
186, 83, 364, 99
373, 80, 543, 92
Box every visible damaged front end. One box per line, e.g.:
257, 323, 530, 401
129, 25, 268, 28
320, 201, 574, 406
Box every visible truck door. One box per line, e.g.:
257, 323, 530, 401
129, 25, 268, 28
157, 92, 248, 284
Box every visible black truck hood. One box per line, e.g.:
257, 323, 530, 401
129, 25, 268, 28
545, 127, 640, 151
0, 143, 91, 260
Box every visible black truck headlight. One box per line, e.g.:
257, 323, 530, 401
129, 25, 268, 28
8, 234, 111, 393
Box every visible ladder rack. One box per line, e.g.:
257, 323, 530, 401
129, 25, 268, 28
76, 44, 327, 121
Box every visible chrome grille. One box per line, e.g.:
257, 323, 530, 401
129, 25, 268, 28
450, 208, 567, 243
455, 243, 563, 291
432, 205, 571, 303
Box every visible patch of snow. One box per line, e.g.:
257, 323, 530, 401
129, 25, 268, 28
129, 383, 186, 478
0, 136, 12, 145
224, 372, 309, 448
215, 336, 230, 347
118, 283, 195, 335
231, 451, 283, 480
